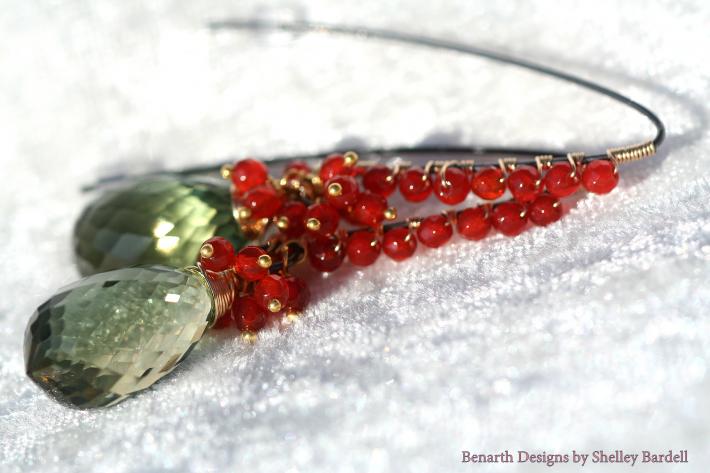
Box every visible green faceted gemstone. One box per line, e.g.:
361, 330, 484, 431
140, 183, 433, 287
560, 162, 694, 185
74, 177, 247, 275
24, 266, 214, 408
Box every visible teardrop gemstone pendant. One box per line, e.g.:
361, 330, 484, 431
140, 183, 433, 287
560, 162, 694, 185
24, 265, 234, 408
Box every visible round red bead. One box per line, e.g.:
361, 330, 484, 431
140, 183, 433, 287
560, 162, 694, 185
305, 203, 340, 236
232, 296, 267, 332
362, 165, 397, 197
231, 158, 268, 195
417, 215, 453, 248
528, 194, 562, 226
398, 167, 432, 202
319, 154, 353, 182
235, 246, 270, 281
507, 166, 541, 203
325, 175, 359, 210
471, 168, 506, 200
347, 230, 381, 266
284, 276, 310, 312
491, 202, 528, 236
242, 186, 282, 219
350, 192, 387, 227
276, 201, 307, 238
582, 160, 619, 194
433, 167, 470, 205
307, 234, 346, 272
383, 227, 417, 261
456, 206, 491, 240
253, 274, 289, 312
544, 163, 581, 198
198, 237, 235, 272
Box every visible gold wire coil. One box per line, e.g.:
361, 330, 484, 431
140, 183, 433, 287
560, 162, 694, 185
607, 141, 656, 164
194, 266, 238, 324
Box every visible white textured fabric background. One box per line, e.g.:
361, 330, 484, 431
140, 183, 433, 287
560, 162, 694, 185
1, 1, 709, 472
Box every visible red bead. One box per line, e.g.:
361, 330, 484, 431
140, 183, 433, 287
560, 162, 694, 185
507, 166, 541, 203
276, 201, 307, 238
582, 160, 619, 194
471, 168, 506, 200
198, 237, 235, 272
253, 274, 289, 312
325, 175, 359, 210
231, 158, 268, 194
319, 154, 353, 182
363, 165, 397, 197
241, 186, 282, 219
383, 227, 417, 261
417, 215, 453, 248
432, 167, 470, 205
491, 202, 527, 236
284, 276, 310, 312
284, 160, 311, 174
307, 234, 346, 272
305, 203, 340, 236
232, 296, 267, 332
528, 194, 562, 226
544, 163, 581, 198
398, 167, 432, 202
350, 192, 387, 227
235, 246, 270, 281
456, 206, 491, 240
347, 230, 381, 266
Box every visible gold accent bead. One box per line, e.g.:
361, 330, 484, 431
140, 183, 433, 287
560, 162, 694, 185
343, 151, 359, 166
276, 216, 289, 230
284, 309, 301, 324
220, 164, 233, 179
199, 243, 214, 259
236, 207, 252, 221
383, 207, 397, 220
327, 182, 343, 197
311, 176, 323, 187
257, 254, 272, 269
241, 332, 257, 343
268, 299, 282, 313
306, 218, 321, 231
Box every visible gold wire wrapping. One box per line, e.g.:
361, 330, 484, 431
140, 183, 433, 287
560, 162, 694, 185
607, 141, 656, 164
194, 266, 238, 325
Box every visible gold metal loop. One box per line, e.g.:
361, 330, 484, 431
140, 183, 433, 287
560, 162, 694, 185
498, 157, 517, 175
566, 152, 585, 174
535, 155, 554, 174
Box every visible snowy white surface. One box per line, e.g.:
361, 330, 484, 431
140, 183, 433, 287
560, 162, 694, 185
1, 1, 709, 472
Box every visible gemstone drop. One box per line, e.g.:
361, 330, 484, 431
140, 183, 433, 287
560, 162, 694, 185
198, 237, 235, 272
284, 276, 310, 312
319, 154, 353, 182
544, 163, 581, 198
417, 215, 453, 248
347, 230, 381, 266
74, 178, 246, 276
253, 275, 289, 312
456, 206, 491, 240
24, 266, 214, 408
325, 175, 359, 210
471, 168, 506, 200
275, 201, 307, 238
241, 186, 283, 219
383, 227, 417, 261
582, 160, 619, 194
491, 202, 528, 236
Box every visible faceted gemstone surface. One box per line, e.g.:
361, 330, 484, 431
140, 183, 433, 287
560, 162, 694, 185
24, 266, 214, 408
74, 177, 246, 276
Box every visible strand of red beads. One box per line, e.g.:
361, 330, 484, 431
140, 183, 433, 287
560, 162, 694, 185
202, 151, 619, 337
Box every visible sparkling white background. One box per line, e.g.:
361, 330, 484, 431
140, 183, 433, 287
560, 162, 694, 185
1, 1, 709, 472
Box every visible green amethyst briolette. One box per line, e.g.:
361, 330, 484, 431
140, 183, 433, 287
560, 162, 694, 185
74, 177, 246, 275
24, 265, 215, 408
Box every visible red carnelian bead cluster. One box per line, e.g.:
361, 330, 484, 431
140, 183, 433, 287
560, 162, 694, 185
582, 160, 618, 194
472, 168, 506, 200
383, 227, 417, 261
363, 165, 397, 197
433, 167, 470, 205
347, 230, 381, 266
